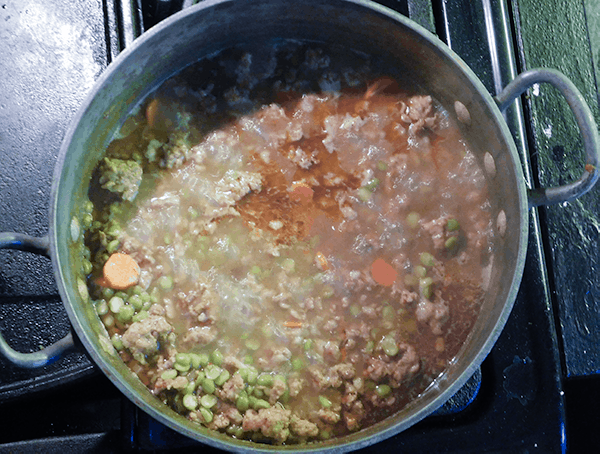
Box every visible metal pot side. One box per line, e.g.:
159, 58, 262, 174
50, 0, 528, 451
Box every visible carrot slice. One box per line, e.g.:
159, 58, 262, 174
371, 258, 397, 287
283, 321, 302, 328
146, 98, 159, 129
103, 253, 140, 290
290, 182, 314, 203
315, 252, 329, 271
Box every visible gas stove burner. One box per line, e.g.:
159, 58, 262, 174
1, 0, 598, 452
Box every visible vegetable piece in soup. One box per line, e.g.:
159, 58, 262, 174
83, 46, 493, 445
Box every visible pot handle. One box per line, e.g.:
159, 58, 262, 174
494, 68, 599, 207
0, 232, 77, 368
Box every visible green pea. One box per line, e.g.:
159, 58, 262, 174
236, 394, 250, 412
447, 218, 460, 231
215, 370, 231, 387
82, 259, 93, 275
183, 394, 197, 411
281, 258, 295, 273
292, 357, 304, 371
381, 335, 399, 356
382, 305, 395, 320
253, 398, 270, 410
246, 368, 258, 385
419, 252, 435, 267
140, 291, 151, 304
364, 177, 380, 192
106, 224, 121, 237
82, 213, 93, 229
419, 277, 433, 288
158, 275, 173, 290
102, 314, 114, 328
375, 384, 392, 397
204, 364, 222, 380
202, 378, 216, 394
318, 395, 332, 408
445, 236, 458, 251
249, 265, 262, 275
303, 339, 313, 351
377, 160, 388, 171
114, 291, 128, 300
422, 285, 433, 300
194, 371, 206, 386
106, 239, 120, 254
237, 368, 249, 382
84, 200, 94, 213
117, 304, 134, 322
200, 394, 218, 409
196, 353, 210, 367
132, 310, 149, 323
321, 285, 335, 299
406, 211, 420, 229
129, 294, 143, 310
245, 339, 260, 351
364, 340, 374, 354
150, 287, 160, 303
101, 287, 115, 300
175, 353, 191, 369
320, 430, 331, 440
184, 381, 196, 395
111, 333, 124, 351
257, 374, 274, 387
253, 387, 264, 398
161, 369, 178, 380
200, 407, 213, 423
350, 304, 361, 317
210, 350, 223, 366
189, 353, 202, 369
95, 300, 109, 316
108, 296, 124, 314
414, 265, 427, 278
174, 363, 190, 373
357, 187, 372, 202
243, 355, 254, 365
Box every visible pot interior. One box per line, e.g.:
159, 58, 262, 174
51, 0, 528, 451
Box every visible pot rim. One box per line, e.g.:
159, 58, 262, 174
49, 0, 529, 451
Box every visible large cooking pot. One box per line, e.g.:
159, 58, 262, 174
1, 0, 598, 451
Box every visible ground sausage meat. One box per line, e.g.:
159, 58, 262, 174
84, 44, 493, 445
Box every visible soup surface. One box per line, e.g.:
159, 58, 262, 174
81, 43, 493, 444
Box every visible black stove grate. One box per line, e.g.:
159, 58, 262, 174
3, 0, 598, 452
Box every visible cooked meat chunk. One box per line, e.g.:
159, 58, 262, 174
121, 315, 172, 362
98, 157, 143, 202
290, 415, 319, 438
242, 407, 292, 443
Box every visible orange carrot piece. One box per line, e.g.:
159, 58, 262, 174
290, 182, 314, 203
103, 253, 140, 290
146, 98, 159, 129
315, 252, 329, 271
283, 321, 302, 328
371, 258, 397, 287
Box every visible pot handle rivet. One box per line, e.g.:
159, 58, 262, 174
0, 232, 77, 368
495, 68, 600, 207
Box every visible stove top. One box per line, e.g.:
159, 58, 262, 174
1, 0, 599, 452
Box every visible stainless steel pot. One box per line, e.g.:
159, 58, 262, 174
1, 0, 598, 451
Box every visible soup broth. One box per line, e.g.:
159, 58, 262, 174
82, 42, 493, 444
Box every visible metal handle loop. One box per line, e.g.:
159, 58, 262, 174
0, 232, 76, 368
495, 68, 599, 207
